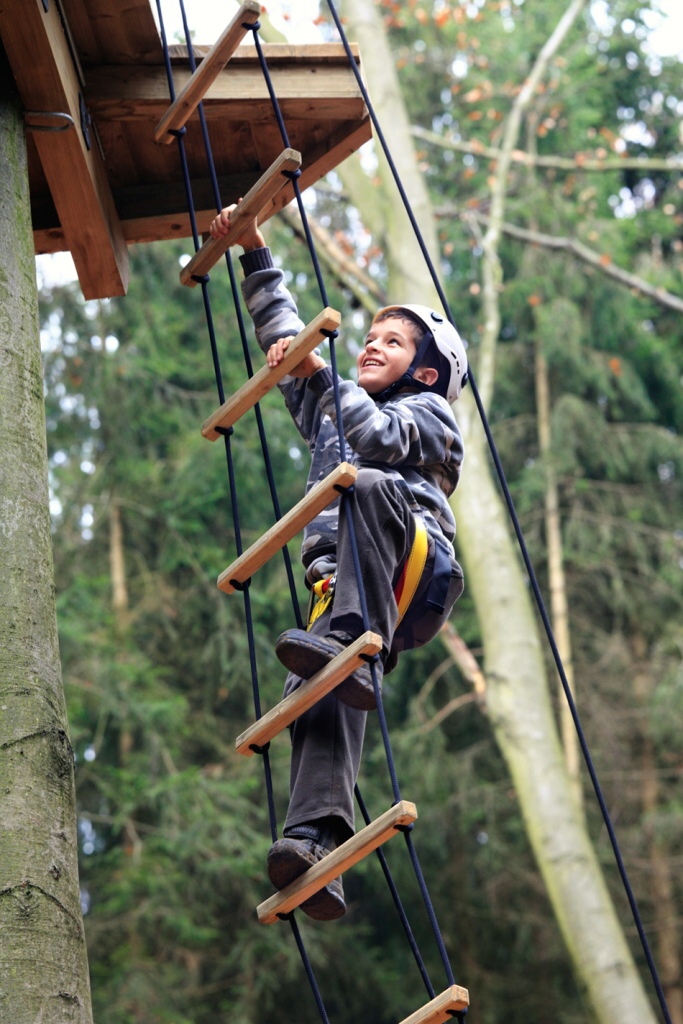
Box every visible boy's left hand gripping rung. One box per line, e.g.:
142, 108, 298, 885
155, 1, 261, 144
202, 308, 341, 440
217, 462, 357, 594
180, 148, 302, 287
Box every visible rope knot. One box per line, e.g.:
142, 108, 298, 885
192, 273, 210, 285
215, 425, 234, 438
230, 578, 251, 592
320, 328, 338, 341
281, 168, 302, 181
249, 741, 271, 756
168, 126, 187, 139
244, 20, 260, 31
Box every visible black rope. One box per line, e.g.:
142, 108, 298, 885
355, 785, 435, 1000
157, 5, 328, 1020
325, 2, 673, 1021
246, 11, 459, 999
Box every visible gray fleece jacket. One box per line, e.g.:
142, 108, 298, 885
240, 248, 464, 576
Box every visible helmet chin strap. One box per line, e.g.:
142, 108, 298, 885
373, 331, 435, 403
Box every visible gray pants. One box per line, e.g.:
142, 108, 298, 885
284, 468, 464, 839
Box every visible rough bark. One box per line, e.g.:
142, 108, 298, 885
0, 56, 93, 1023
339, 2, 658, 1021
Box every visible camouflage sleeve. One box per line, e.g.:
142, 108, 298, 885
240, 249, 325, 447
318, 379, 464, 472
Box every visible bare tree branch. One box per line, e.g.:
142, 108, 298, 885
471, 214, 683, 314
478, 0, 589, 412
412, 124, 683, 173
279, 205, 386, 313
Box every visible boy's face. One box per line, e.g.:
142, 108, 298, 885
356, 318, 418, 394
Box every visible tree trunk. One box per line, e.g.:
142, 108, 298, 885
340, 2, 657, 1021
632, 637, 683, 1024
0, 55, 93, 1023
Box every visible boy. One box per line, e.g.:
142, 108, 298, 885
210, 206, 466, 921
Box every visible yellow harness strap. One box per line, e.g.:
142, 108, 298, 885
395, 516, 429, 626
306, 516, 428, 631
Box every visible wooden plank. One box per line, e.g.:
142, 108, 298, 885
217, 462, 356, 594
257, 801, 418, 924
63, 0, 162, 65
0, 0, 129, 299
87, 64, 367, 118
398, 988, 470, 1024
167, 42, 362, 66
155, 2, 261, 144
202, 308, 341, 440
236, 632, 383, 756
180, 149, 301, 286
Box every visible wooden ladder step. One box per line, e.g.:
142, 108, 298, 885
180, 148, 302, 287
399, 987, 470, 1024
202, 307, 341, 440
217, 462, 357, 594
236, 631, 383, 756
257, 800, 418, 924
155, 1, 261, 144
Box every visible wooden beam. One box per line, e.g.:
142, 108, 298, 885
235, 632, 383, 757
257, 801, 418, 924
155, 2, 261, 143
217, 462, 356, 594
202, 308, 341, 440
180, 149, 301, 286
0, 0, 129, 299
399, 988, 470, 1024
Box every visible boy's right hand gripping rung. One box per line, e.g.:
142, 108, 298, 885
236, 631, 382, 756
202, 307, 341, 440
398, 987, 470, 1024
155, 1, 261, 144
180, 148, 302, 287
217, 462, 357, 594
257, 801, 418, 924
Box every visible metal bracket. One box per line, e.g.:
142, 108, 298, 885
79, 93, 91, 151
24, 111, 74, 133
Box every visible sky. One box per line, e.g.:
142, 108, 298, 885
36, 0, 683, 289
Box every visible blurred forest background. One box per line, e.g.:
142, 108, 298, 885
37, 1, 682, 1022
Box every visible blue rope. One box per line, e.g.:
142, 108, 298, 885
325, 2, 673, 1021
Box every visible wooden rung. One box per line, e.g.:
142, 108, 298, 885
202, 307, 341, 440
180, 149, 302, 287
398, 987, 470, 1024
257, 800, 418, 924
236, 631, 383, 756
217, 462, 357, 594
155, 1, 261, 144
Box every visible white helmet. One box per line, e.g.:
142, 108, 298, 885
372, 303, 468, 403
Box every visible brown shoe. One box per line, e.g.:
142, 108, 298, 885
267, 825, 345, 921
275, 629, 380, 711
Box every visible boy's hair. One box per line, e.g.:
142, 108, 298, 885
374, 308, 450, 396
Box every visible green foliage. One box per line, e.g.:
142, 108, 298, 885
41, 3, 683, 1022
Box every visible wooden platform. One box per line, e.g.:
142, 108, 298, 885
0, 0, 371, 299
399, 987, 470, 1024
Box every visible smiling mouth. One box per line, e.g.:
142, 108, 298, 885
361, 360, 383, 368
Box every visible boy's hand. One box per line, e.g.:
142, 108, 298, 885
267, 336, 326, 378
209, 202, 265, 251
